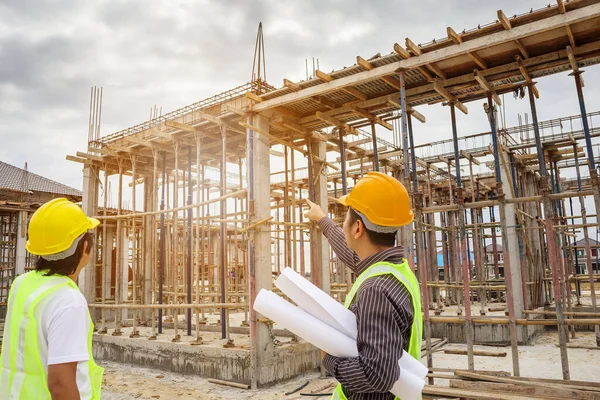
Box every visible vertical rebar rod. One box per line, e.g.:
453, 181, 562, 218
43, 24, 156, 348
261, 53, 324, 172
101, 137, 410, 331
159, 152, 166, 334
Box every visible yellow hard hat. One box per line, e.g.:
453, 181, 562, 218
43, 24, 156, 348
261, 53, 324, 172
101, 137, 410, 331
26, 198, 100, 256
338, 172, 414, 231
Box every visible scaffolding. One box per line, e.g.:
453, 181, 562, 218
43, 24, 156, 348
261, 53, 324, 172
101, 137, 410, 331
66, 0, 600, 393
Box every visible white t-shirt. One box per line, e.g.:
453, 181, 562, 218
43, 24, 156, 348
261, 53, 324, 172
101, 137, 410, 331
35, 284, 93, 399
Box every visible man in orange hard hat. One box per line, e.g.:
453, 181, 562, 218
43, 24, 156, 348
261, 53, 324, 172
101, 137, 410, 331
305, 171, 422, 400
0, 198, 104, 399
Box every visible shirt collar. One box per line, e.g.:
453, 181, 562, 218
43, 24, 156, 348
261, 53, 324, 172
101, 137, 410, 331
356, 246, 405, 276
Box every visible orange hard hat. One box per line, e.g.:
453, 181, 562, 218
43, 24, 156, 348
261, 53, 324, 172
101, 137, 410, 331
338, 172, 413, 231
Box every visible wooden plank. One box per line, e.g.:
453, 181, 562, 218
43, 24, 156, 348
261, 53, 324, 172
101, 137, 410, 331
426, 63, 447, 80
245, 92, 262, 103
381, 75, 400, 90
455, 371, 600, 393
315, 111, 359, 135
253, 3, 600, 112
443, 349, 506, 357
567, 45, 579, 72
314, 95, 337, 109
449, 380, 593, 400
566, 24, 577, 48
393, 42, 410, 59
473, 69, 502, 105
394, 42, 434, 80
315, 69, 334, 82
497, 9, 512, 30
283, 78, 301, 91
507, 376, 600, 389
409, 107, 426, 123
447, 26, 462, 44
432, 81, 468, 114
165, 120, 196, 133
343, 86, 368, 101
468, 51, 488, 69
349, 106, 393, 130
405, 38, 422, 56
557, 0, 566, 14
515, 39, 530, 59
423, 386, 538, 400
516, 56, 540, 98
356, 56, 373, 70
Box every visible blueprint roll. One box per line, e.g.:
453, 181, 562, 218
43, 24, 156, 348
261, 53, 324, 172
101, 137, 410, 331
398, 350, 428, 381
253, 289, 359, 358
275, 267, 357, 339
390, 369, 424, 400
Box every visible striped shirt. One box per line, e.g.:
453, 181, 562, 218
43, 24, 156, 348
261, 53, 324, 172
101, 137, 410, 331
319, 217, 414, 400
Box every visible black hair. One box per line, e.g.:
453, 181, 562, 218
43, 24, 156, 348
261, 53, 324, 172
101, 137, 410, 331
347, 208, 396, 247
34, 232, 94, 276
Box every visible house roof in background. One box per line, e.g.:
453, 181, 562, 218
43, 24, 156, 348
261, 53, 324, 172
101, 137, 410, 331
0, 161, 81, 198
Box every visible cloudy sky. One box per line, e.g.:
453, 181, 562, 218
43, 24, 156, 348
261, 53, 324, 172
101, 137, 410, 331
1, 0, 598, 193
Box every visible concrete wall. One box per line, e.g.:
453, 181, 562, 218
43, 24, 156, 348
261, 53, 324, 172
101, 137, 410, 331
92, 335, 320, 387
430, 317, 545, 345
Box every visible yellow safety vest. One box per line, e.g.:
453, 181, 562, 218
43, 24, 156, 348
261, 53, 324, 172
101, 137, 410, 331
0, 271, 103, 399
332, 260, 423, 400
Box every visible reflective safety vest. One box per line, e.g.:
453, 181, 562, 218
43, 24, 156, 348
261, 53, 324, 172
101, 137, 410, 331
332, 260, 422, 400
0, 271, 104, 399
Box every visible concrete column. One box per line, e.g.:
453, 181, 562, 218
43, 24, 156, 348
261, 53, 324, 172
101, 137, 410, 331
247, 114, 274, 388
498, 150, 525, 319
104, 227, 114, 300
143, 178, 155, 323
15, 211, 28, 276
121, 224, 130, 321
310, 140, 331, 294
80, 165, 99, 302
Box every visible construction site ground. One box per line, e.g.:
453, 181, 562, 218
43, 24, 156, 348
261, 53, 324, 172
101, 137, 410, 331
101, 330, 600, 399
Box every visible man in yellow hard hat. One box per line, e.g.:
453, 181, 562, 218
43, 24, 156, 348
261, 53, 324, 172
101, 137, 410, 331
0, 198, 104, 399
304, 171, 422, 400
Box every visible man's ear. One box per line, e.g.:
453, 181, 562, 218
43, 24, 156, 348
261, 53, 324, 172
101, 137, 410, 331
82, 240, 90, 255
354, 219, 365, 240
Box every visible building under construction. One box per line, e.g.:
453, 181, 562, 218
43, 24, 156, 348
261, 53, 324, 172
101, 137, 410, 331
62, 1, 600, 397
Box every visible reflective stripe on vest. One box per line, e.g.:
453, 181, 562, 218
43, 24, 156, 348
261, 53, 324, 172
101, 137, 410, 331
332, 260, 423, 400
0, 271, 104, 399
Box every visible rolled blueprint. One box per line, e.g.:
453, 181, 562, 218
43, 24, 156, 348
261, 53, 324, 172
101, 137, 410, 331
253, 289, 358, 358
398, 349, 428, 381
275, 267, 357, 338
390, 369, 425, 400
254, 289, 424, 400
276, 267, 427, 381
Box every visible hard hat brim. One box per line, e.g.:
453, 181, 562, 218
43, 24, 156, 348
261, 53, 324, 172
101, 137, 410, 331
337, 195, 349, 206
89, 217, 100, 229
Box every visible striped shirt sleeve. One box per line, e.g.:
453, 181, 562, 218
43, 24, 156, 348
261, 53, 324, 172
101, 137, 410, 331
318, 217, 360, 270
323, 282, 409, 393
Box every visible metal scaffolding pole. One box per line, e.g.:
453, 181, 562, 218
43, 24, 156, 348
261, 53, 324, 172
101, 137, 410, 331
528, 83, 569, 379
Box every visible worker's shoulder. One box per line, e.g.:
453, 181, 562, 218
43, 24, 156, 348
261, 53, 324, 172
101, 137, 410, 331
42, 284, 88, 310
358, 274, 410, 295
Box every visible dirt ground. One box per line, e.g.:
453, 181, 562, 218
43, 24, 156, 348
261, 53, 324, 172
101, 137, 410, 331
101, 331, 600, 399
